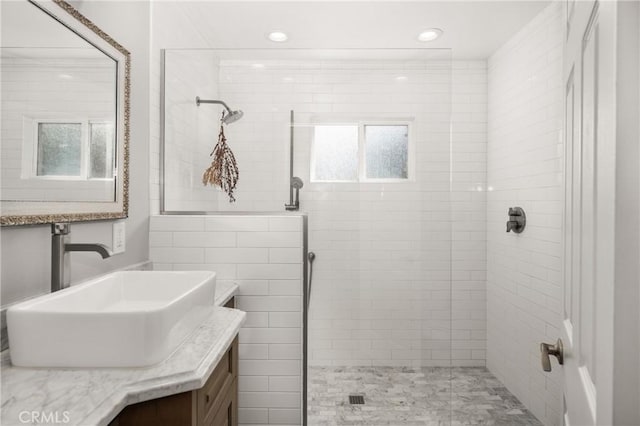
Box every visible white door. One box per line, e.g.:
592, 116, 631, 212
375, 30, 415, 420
560, 0, 617, 425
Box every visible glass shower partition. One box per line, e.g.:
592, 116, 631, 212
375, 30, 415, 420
162, 48, 453, 425
291, 51, 454, 424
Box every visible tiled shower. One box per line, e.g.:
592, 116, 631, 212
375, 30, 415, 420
150, 1, 563, 425
1, 0, 638, 425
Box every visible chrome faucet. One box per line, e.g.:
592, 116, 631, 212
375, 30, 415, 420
51, 223, 113, 292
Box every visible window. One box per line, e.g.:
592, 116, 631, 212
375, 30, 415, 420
311, 122, 411, 182
311, 125, 359, 181
364, 125, 409, 179
23, 119, 114, 180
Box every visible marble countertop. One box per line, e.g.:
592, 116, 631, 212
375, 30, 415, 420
1, 282, 241, 426
214, 280, 237, 307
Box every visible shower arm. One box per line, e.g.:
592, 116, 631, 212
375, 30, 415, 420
195, 97, 232, 115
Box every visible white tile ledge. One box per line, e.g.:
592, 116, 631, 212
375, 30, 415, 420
1, 305, 246, 426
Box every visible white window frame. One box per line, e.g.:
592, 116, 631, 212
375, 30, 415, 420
310, 120, 414, 183
21, 117, 114, 181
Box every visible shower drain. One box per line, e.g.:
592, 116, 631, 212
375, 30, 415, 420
348, 394, 365, 405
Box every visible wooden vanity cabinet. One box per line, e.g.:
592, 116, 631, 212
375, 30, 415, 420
111, 336, 238, 426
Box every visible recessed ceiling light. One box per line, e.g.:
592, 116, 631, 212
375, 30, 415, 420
395, 76, 408, 82
417, 28, 443, 42
251, 63, 265, 69
267, 31, 288, 42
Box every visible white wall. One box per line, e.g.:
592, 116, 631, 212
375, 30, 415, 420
0, 2, 150, 307
486, 3, 563, 425
149, 214, 303, 426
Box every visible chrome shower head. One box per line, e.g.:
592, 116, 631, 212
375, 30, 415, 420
222, 110, 244, 124
196, 97, 244, 124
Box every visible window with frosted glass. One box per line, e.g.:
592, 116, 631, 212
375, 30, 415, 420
311, 125, 358, 181
36, 123, 82, 176
364, 125, 408, 179
89, 123, 114, 179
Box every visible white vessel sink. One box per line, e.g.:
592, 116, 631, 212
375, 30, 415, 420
7, 271, 216, 368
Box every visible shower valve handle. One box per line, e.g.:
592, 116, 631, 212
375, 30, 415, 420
506, 206, 526, 233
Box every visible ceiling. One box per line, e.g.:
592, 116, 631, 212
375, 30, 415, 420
155, 1, 551, 58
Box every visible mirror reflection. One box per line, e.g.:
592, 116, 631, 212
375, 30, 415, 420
1, 0, 118, 203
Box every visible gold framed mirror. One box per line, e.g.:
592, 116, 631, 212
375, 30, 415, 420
0, 0, 130, 226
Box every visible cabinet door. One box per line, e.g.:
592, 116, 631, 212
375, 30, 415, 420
111, 336, 238, 426
111, 391, 195, 426
210, 379, 237, 426
199, 337, 238, 425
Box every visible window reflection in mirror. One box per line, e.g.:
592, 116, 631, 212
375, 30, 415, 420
1, 0, 118, 203
37, 122, 83, 176
31, 120, 115, 180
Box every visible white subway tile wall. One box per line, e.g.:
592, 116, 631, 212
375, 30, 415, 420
451, 61, 488, 367
293, 60, 486, 368
487, 3, 563, 426
149, 215, 303, 425
157, 55, 487, 369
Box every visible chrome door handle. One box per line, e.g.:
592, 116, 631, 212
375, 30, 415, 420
540, 338, 564, 372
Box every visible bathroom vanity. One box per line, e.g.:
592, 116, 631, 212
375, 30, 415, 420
111, 336, 238, 426
112, 292, 239, 426
0, 282, 243, 426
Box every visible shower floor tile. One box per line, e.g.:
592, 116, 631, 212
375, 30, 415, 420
308, 366, 542, 426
